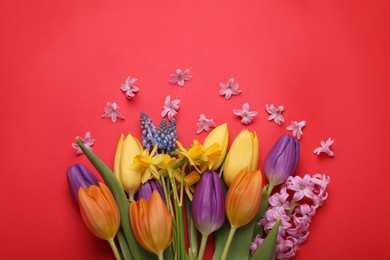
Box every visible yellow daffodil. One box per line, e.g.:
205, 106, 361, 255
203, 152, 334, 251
131, 144, 165, 183
174, 170, 200, 200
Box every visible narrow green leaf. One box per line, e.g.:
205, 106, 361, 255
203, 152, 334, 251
252, 219, 280, 260
117, 228, 133, 260
76, 140, 155, 260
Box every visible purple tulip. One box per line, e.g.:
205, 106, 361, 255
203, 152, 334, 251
136, 179, 166, 202
191, 170, 225, 235
67, 163, 99, 203
264, 134, 300, 186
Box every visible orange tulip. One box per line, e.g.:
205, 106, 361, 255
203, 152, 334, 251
78, 182, 120, 241
225, 168, 262, 228
130, 190, 173, 257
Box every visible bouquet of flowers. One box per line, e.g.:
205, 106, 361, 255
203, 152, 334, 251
67, 110, 330, 260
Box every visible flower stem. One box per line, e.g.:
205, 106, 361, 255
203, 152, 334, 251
108, 239, 121, 260
128, 193, 134, 202
197, 234, 209, 260
288, 200, 296, 216
221, 226, 237, 260
157, 252, 164, 260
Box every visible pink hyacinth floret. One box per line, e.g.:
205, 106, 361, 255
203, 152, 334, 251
266, 104, 285, 125
196, 114, 216, 134
101, 102, 125, 123
120, 76, 139, 99
251, 173, 330, 259
233, 102, 258, 125
72, 131, 95, 155
286, 121, 306, 140
219, 78, 242, 99
169, 68, 192, 87
314, 138, 335, 157
161, 95, 180, 121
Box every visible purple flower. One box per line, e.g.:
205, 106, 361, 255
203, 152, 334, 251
196, 114, 216, 134
136, 179, 165, 202
121, 76, 139, 99
169, 68, 192, 87
314, 137, 335, 157
66, 163, 99, 203
276, 236, 299, 259
287, 175, 316, 202
219, 78, 242, 99
250, 235, 264, 255
269, 187, 290, 210
266, 104, 285, 125
233, 102, 258, 125
263, 135, 300, 186
191, 170, 225, 235
161, 95, 180, 121
71, 131, 95, 155
101, 102, 125, 123
260, 206, 291, 235
286, 121, 306, 140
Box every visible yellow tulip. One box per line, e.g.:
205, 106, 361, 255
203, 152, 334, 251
114, 134, 143, 198
223, 129, 258, 186
78, 182, 120, 241
225, 168, 262, 228
203, 123, 229, 170
130, 190, 173, 257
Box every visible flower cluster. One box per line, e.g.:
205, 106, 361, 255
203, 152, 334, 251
251, 174, 330, 259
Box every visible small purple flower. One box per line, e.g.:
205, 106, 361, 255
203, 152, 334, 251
136, 179, 165, 202
263, 135, 300, 186
276, 236, 299, 260
260, 206, 291, 235
72, 131, 95, 155
169, 68, 192, 87
286, 121, 306, 140
219, 78, 242, 99
66, 163, 99, 203
196, 114, 216, 134
161, 95, 180, 121
250, 235, 264, 255
101, 102, 125, 123
233, 102, 258, 125
121, 76, 139, 99
266, 104, 285, 125
269, 187, 290, 210
314, 138, 335, 157
191, 170, 225, 235
287, 175, 316, 202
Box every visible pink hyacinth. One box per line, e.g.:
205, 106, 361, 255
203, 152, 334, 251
251, 173, 330, 259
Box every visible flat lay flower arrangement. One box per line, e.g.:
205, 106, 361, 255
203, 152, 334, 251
68, 69, 334, 260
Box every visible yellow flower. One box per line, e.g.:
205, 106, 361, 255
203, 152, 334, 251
114, 134, 143, 197
131, 144, 165, 183
156, 154, 178, 177
223, 130, 259, 186
203, 123, 229, 170
174, 170, 200, 201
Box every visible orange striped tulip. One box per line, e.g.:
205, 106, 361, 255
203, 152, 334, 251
78, 182, 120, 241
225, 168, 262, 228
130, 190, 173, 256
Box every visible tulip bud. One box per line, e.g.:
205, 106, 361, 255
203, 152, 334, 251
67, 163, 99, 203
223, 130, 259, 186
203, 123, 229, 170
130, 191, 173, 256
191, 170, 225, 236
136, 179, 166, 202
263, 134, 300, 186
78, 182, 120, 241
225, 168, 262, 228
114, 134, 143, 197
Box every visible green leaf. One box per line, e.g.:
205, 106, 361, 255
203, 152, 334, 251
251, 219, 280, 260
76, 139, 156, 260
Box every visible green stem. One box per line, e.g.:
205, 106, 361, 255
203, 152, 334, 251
221, 226, 237, 260
186, 196, 198, 260
197, 234, 209, 260
179, 163, 186, 206
128, 193, 134, 202
117, 229, 133, 260
108, 239, 121, 260
169, 171, 180, 205
157, 252, 164, 260
288, 200, 296, 216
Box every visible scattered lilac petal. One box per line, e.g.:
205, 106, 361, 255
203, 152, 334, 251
314, 138, 335, 157
233, 102, 258, 125
286, 121, 306, 140
72, 131, 95, 155
161, 95, 180, 121
266, 104, 285, 125
219, 78, 242, 99
169, 68, 192, 87
196, 114, 216, 134
120, 76, 139, 99
101, 102, 125, 123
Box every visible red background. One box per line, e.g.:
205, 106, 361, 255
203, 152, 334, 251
1, 1, 390, 259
